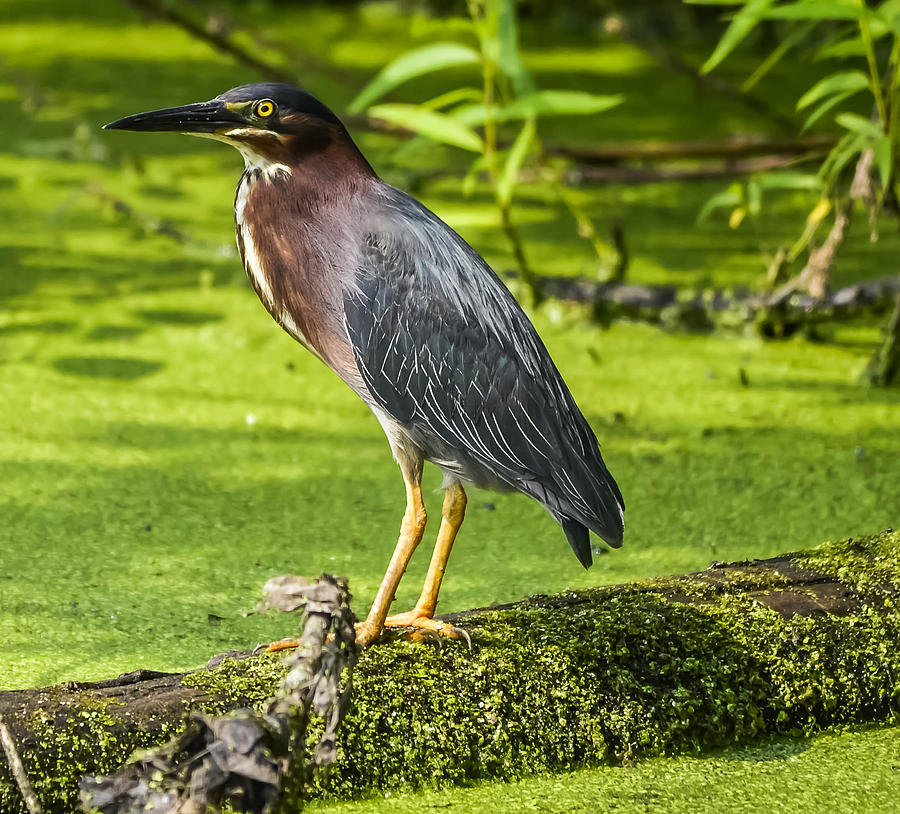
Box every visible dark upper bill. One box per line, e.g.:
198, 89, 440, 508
103, 100, 244, 133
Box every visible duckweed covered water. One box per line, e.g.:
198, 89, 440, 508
0, 2, 898, 807
308, 725, 900, 814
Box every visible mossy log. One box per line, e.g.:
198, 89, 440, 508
2, 532, 899, 813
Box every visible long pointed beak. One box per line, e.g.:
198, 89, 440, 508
103, 100, 244, 133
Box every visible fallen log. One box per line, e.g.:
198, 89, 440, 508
1, 531, 898, 813
530, 273, 900, 332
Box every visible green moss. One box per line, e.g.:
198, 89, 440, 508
309, 531, 898, 798
0, 691, 178, 814
181, 653, 287, 709
797, 531, 900, 598
192, 533, 900, 801
3, 532, 898, 813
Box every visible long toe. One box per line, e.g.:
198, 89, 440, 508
383, 611, 470, 646
261, 637, 301, 653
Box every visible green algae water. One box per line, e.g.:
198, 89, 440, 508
309, 725, 900, 813
0, 0, 899, 808
0, 0, 898, 690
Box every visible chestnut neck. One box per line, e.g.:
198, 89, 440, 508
240, 119, 376, 209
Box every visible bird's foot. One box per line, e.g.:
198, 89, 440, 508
261, 637, 302, 653
260, 614, 469, 653
383, 610, 471, 647
261, 620, 384, 652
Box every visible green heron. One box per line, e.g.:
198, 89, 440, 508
104, 83, 624, 647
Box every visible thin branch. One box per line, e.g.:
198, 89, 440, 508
768, 202, 852, 306
125, 0, 295, 83
611, 19, 798, 133
0, 711, 42, 814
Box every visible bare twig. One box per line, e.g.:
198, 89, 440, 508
569, 154, 818, 186
768, 204, 851, 306
125, 0, 295, 83
550, 134, 834, 164
0, 711, 42, 814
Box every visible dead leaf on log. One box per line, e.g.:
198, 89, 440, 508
249, 575, 313, 614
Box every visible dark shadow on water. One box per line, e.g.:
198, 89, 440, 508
71, 420, 373, 449
0, 320, 77, 337
52, 356, 163, 379
743, 378, 900, 405
85, 325, 145, 341
136, 309, 223, 326
711, 736, 811, 764
138, 183, 187, 200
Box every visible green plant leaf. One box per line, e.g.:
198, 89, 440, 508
504, 90, 625, 118
801, 89, 860, 131
729, 207, 748, 229
348, 43, 481, 114
835, 112, 884, 138
820, 133, 866, 189
451, 91, 623, 126
497, 117, 536, 206
797, 70, 870, 110
746, 180, 762, 216
699, 0, 776, 74
880, 0, 900, 34
367, 104, 484, 152
759, 1, 867, 21
874, 135, 893, 189
421, 87, 484, 111
449, 103, 490, 126
742, 21, 814, 91
757, 172, 823, 191
496, 0, 534, 95
697, 185, 743, 223
816, 34, 869, 59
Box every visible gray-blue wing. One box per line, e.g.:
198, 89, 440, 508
343, 188, 624, 564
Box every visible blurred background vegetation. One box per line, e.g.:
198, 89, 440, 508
1, 0, 899, 743
1, 0, 899, 808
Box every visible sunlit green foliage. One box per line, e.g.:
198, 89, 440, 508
696, 0, 900, 264
350, 0, 625, 298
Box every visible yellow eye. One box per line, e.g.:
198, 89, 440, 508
255, 99, 276, 118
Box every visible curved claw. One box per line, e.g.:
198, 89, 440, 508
383, 612, 471, 649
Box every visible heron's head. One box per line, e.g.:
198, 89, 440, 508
104, 82, 364, 173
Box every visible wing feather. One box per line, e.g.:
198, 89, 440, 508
344, 187, 624, 556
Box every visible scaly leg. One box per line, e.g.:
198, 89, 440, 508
267, 468, 427, 652
383, 482, 467, 642
352, 472, 428, 647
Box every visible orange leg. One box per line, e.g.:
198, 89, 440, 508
352, 474, 428, 647
267, 469, 427, 653
383, 481, 467, 642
